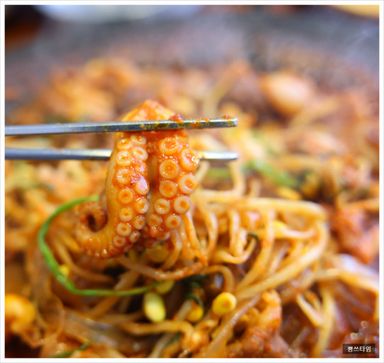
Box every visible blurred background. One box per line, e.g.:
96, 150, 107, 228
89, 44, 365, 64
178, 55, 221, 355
5, 4, 379, 114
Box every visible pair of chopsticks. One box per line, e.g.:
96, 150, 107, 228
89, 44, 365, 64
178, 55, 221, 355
5, 118, 238, 162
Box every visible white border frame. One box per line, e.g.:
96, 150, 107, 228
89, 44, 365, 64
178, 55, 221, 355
1, 1, 382, 362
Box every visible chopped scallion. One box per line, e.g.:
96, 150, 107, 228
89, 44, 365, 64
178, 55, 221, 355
38, 195, 157, 297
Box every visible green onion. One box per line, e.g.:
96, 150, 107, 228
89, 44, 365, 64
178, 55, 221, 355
183, 274, 207, 285
206, 161, 298, 188
243, 160, 298, 188
184, 274, 207, 307
38, 195, 158, 297
186, 292, 204, 307
50, 341, 90, 358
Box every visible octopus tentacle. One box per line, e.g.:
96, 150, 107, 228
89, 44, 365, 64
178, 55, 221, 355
75, 131, 150, 258
144, 133, 199, 242
75, 100, 200, 258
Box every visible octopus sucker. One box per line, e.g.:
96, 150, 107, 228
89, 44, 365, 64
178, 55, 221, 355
135, 198, 150, 214
178, 173, 198, 195
159, 180, 178, 198
118, 189, 134, 204
154, 198, 171, 215
132, 215, 146, 230
159, 159, 180, 179
75, 100, 200, 258
174, 196, 191, 214
159, 136, 182, 155
166, 214, 182, 229
119, 207, 134, 222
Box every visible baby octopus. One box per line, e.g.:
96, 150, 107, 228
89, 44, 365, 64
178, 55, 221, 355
75, 100, 200, 258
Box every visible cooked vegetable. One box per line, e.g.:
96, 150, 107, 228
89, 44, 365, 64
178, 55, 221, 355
212, 292, 237, 316
50, 342, 90, 358
143, 292, 167, 323
244, 160, 298, 188
187, 302, 204, 323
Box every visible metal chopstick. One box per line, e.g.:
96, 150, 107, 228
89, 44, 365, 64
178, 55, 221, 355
5, 148, 238, 162
5, 118, 237, 136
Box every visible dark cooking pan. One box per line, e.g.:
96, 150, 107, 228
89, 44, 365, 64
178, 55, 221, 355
5, 5, 379, 114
